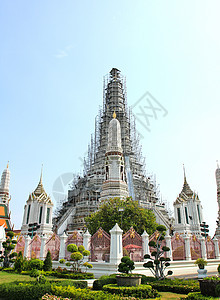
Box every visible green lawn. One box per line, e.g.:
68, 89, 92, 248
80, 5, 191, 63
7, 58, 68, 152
158, 292, 187, 299
0, 271, 34, 283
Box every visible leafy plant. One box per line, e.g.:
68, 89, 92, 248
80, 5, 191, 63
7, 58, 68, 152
0, 231, 17, 268
30, 268, 41, 277
83, 262, 93, 272
43, 251, 52, 271
14, 251, 25, 273
59, 259, 65, 264
118, 256, 135, 275
143, 225, 173, 280
63, 244, 91, 272
194, 258, 207, 269
29, 259, 44, 270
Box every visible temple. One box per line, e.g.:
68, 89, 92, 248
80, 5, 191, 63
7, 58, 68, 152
54, 68, 172, 234
21, 170, 53, 237
173, 166, 204, 235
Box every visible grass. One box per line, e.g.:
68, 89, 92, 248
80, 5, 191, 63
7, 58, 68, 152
0, 271, 35, 283
158, 292, 188, 299
148, 292, 188, 299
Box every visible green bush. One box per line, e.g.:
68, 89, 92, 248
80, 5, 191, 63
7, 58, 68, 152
29, 259, 44, 270
36, 275, 48, 284
140, 275, 157, 283
0, 282, 53, 300
66, 244, 78, 253
0, 280, 87, 300
30, 269, 41, 277
51, 285, 122, 300
149, 278, 200, 294
186, 292, 218, 299
93, 274, 117, 290
1, 267, 14, 272
103, 283, 159, 298
14, 251, 24, 273
43, 251, 52, 271
118, 256, 135, 274
52, 271, 94, 280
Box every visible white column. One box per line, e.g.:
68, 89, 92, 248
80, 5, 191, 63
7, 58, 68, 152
83, 229, 91, 251
183, 233, 191, 261
109, 223, 123, 265
40, 235, 47, 260
199, 236, 207, 260
165, 231, 173, 261
141, 230, 149, 257
213, 237, 220, 259
59, 232, 68, 261
24, 235, 31, 259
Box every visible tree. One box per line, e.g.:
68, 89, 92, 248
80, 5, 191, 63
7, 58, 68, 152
43, 251, 52, 271
14, 251, 24, 273
0, 231, 17, 268
61, 244, 91, 272
85, 197, 158, 235
143, 225, 173, 280
118, 256, 135, 275
83, 262, 93, 272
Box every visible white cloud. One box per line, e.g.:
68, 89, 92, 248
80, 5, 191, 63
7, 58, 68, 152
54, 45, 73, 59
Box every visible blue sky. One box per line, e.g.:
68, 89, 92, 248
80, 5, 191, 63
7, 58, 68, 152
1, 1, 220, 236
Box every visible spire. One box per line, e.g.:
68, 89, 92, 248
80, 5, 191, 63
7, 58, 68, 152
217, 160, 219, 169
40, 164, 43, 184
183, 164, 186, 182
179, 165, 193, 198
34, 165, 45, 196
0, 162, 10, 193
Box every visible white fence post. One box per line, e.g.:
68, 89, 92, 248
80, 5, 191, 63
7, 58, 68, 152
59, 232, 68, 261
183, 234, 191, 261
109, 223, 123, 265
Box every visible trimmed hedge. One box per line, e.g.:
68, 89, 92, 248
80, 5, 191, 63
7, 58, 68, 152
150, 282, 199, 294
52, 271, 94, 279
186, 292, 218, 299
145, 278, 200, 295
102, 284, 160, 298
0, 280, 87, 300
93, 274, 117, 290
52, 285, 122, 299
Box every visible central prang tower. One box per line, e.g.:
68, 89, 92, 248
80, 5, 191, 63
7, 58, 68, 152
54, 68, 171, 234
100, 112, 129, 200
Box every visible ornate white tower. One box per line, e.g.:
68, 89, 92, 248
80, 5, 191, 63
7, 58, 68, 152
0, 162, 10, 203
0, 163, 12, 230
173, 167, 204, 236
214, 162, 220, 237
21, 169, 53, 237
100, 112, 129, 200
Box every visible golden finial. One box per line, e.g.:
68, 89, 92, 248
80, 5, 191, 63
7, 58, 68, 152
40, 164, 43, 183
183, 164, 186, 181
7, 161, 9, 168
113, 110, 116, 119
